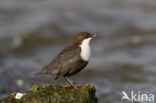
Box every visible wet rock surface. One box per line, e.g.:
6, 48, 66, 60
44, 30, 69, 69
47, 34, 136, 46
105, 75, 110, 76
0, 84, 97, 103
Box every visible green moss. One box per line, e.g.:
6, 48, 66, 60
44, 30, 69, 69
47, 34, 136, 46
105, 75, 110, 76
0, 84, 98, 103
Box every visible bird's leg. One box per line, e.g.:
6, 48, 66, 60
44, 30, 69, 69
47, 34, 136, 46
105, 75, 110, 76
65, 76, 77, 88
68, 77, 81, 86
68, 76, 75, 84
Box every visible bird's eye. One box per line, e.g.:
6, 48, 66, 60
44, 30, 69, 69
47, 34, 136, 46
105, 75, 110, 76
85, 34, 89, 38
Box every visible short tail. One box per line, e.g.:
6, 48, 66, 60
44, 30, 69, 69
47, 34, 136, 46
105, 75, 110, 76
32, 71, 42, 78
32, 68, 48, 78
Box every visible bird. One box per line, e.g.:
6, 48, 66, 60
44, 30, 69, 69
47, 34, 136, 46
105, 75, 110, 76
33, 32, 96, 87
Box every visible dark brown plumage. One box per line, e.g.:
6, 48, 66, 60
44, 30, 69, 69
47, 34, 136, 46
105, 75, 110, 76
33, 32, 96, 87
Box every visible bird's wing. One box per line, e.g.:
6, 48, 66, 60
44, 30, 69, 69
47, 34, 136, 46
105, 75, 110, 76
58, 46, 82, 74
43, 46, 81, 75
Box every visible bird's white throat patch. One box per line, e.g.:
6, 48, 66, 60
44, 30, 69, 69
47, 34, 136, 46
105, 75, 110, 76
79, 38, 91, 61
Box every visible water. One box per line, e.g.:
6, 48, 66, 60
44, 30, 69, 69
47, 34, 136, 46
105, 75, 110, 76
0, 0, 156, 103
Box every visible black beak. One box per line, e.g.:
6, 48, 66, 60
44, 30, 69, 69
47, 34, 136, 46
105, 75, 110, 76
93, 35, 98, 38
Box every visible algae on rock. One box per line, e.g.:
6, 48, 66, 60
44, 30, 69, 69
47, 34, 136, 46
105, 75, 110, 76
1, 84, 98, 103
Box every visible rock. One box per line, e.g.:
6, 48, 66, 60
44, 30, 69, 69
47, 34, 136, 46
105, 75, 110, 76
0, 84, 98, 103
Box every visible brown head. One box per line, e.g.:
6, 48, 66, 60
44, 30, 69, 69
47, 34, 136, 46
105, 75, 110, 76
69, 32, 96, 46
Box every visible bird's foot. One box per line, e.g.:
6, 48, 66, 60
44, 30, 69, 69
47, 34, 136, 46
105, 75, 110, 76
65, 83, 78, 89
64, 76, 79, 89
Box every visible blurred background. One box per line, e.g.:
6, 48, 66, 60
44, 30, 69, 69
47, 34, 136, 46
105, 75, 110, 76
0, 0, 156, 103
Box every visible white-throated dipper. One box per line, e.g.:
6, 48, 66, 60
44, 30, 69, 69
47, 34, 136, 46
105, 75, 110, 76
33, 32, 96, 87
